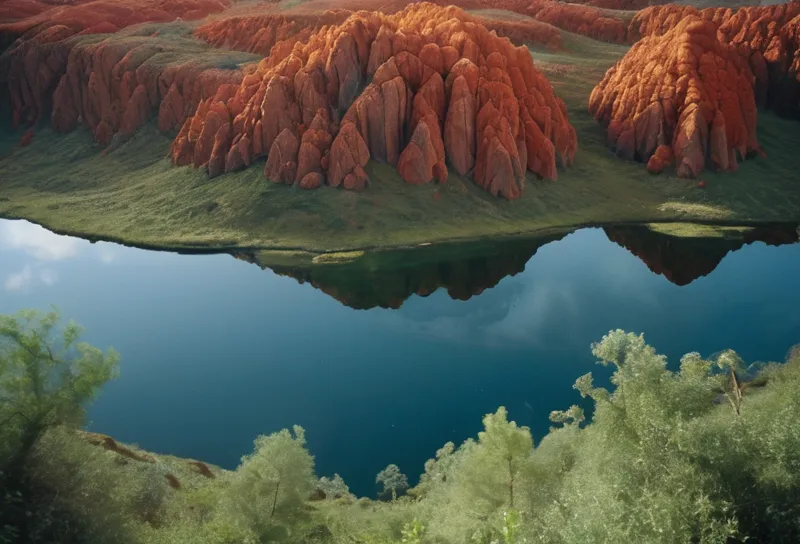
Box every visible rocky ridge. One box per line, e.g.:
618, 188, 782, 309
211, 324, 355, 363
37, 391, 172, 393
0, 0, 233, 130
172, 3, 577, 199
589, 16, 760, 177
630, 2, 800, 113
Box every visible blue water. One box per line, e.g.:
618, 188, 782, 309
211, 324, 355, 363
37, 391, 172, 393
1, 218, 798, 496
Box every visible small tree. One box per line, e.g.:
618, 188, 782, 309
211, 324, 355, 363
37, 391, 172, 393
226, 425, 315, 534
0, 309, 119, 543
0, 309, 119, 474
317, 473, 354, 500
476, 408, 533, 508
376, 464, 408, 501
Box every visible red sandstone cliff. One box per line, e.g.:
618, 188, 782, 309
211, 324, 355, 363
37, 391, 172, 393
172, 4, 577, 199
630, 2, 800, 113
0, 0, 232, 129
589, 16, 760, 177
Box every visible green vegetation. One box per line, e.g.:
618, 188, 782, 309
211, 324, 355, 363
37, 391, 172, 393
2, 310, 799, 543
0, 309, 121, 543
1, 24, 799, 253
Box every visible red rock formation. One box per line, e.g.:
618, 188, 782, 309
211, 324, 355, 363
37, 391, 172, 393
0, 0, 229, 39
646, 144, 672, 174
172, 3, 576, 199
46, 37, 245, 146
525, 0, 629, 45
585, 0, 659, 9
630, 2, 800, 114
194, 11, 350, 57
783, 15, 800, 116
196, 9, 563, 57
473, 16, 562, 51
469, 0, 630, 44
0, 0, 59, 23
0, 0, 92, 47
589, 16, 759, 178
0, 0, 233, 129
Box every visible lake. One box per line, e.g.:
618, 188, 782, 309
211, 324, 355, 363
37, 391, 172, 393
1, 218, 799, 497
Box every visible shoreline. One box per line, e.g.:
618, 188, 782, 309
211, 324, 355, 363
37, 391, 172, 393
2, 210, 797, 257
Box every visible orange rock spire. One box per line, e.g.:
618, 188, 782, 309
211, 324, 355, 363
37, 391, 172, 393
172, 3, 577, 199
590, 16, 760, 177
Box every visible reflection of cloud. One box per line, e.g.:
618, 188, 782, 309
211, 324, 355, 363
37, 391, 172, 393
39, 268, 59, 286
485, 283, 579, 345
98, 250, 116, 264
3, 265, 60, 291
5, 265, 33, 291
0, 221, 81, 260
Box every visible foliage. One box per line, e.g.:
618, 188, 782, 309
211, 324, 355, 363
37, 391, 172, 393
400, 518, 425, 544
0, 310, 120, 544
376, 464, 409, 501
317, 474, 354, 501
221, 425, 315, 539
0, 309, 119, 468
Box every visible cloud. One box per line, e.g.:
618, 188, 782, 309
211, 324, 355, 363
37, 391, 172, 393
0, 220, 82, 261
5, 265, 34, 291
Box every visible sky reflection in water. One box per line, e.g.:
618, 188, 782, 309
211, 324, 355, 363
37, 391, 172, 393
1, 219, 798, 495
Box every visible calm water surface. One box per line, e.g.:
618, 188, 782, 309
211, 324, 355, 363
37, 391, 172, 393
1, 219, 798, 495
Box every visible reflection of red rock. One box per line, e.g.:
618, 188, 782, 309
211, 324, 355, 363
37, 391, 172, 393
630, 2, 800, 114
590, 16, 759, 178
235, 231, 568, 310
173, 3, 576, 199
1, 0, 232, 130
604, 224, 799, 286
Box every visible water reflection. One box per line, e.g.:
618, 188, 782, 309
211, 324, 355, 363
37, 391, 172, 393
0, 220, 117, 292
233, 231, 570, 310
605, 224, 800, 286
235, 223, 800, 309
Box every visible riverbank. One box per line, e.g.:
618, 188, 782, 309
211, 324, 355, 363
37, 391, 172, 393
1, 32, 799, 254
